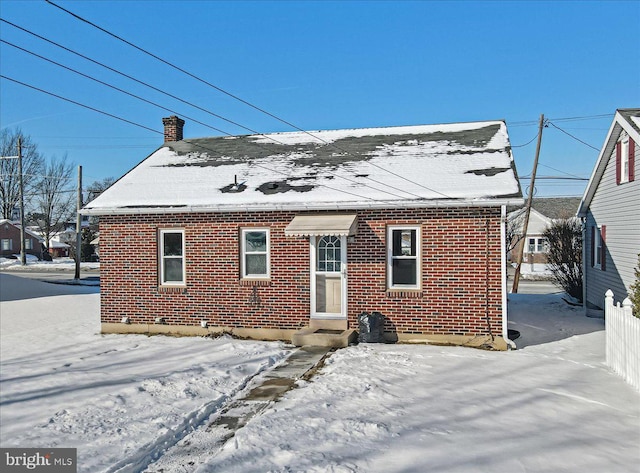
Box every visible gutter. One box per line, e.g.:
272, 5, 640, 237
501, 204, 516, 349
82, 197, 525, 217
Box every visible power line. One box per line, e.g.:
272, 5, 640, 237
1, 39, 234, 136
547, 121, 600, 151
0, 74, 162, 135
2, 20, 432, 200
0, 19, 277, 139
0, 75, 399, 203
40, 4, 454, 199
512, 132, 540, 148
538, 162, 587, 180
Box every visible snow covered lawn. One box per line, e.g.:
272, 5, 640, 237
1, 273, 638, 472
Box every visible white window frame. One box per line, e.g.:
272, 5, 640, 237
159, 229, 186, 286
594, 227, 603, 270
528, 237, 548, 253
387, 225, 421, 290
620, 137, 630, 184
24, 238, 33, 250
1, 239, 12, 251
241, 228, 270, 279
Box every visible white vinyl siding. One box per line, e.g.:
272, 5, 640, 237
584, 136, 639, 308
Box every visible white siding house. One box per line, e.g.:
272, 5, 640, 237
577, 109, 639, 313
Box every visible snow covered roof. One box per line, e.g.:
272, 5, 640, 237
84, 120, 523, 215
0, 220, 45, 241
578, 109, 640, 217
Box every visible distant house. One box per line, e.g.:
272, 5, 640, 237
577, 109, 639, 313
83, 116, 523, 349
48, 239, 71, 258
509, 197, 581, 265
0, 219, 44, 259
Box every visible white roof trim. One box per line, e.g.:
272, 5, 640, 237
81, 197, 524, 216
578, 110, 640, 217
285, 214, 358, 237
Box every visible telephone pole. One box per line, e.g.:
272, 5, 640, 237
18, 137, 27, 266
512, 113, 545, 293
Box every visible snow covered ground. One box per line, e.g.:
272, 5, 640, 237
1, 273, 638, 472
0, 255, 100, 271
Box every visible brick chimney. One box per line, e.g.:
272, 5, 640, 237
162, 116, 185, 142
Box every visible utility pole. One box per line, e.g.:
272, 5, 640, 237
17, 137, 27, 266
512, 113, 545, 293
75, 165, 82, 280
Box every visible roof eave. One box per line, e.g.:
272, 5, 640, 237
577, 110, 640, 217
82, 197, 524, 216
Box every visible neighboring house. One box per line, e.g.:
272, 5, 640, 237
577, 109, 639, 313
508, 197, 581, 264
90, 236, 99, 258
0, 219, 44, 259
48, 240, 71, 258
83, 116, 523, 349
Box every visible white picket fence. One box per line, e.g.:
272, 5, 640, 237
605, 290, 640, 391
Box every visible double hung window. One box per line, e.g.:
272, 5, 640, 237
160, 229, 185, 285
241, 228, 270, 278
388, 226, 420, 289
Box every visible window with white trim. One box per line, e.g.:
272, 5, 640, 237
388, 226, 420, 289
594, 227, 603, 269
1, 239, 12, 251
241, 228, 270, 278
24, 238, 33, 250
620, 137, 630, 184
527, 237, 548, 253
159, 229, 185, 285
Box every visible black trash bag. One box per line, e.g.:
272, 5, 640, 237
358, 311, 385, 343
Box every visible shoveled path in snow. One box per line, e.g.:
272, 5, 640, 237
140, 346, 332, 473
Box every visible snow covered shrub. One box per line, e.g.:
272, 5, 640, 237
629, 254, 640, 317
542, 219, 583, 302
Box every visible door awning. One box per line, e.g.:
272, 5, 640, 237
285, 214, 358, 237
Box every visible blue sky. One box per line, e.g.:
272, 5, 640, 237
1, 0, 639, 197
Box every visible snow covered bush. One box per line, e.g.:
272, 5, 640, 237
542, 219, 583, 301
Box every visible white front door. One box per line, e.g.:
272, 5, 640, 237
311, 235, 347, 319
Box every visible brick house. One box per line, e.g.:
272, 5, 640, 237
84, 116, 523, 349
0, 219, 44, 259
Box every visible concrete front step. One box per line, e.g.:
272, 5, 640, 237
291, 327, 358, 348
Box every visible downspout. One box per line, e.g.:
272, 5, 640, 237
501, 205, 516, 349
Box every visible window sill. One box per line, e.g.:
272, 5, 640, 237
386, 289, 423, 298
158, 285, 187, 294
240, 278, 272, 287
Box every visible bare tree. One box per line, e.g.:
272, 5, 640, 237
86, 176, 115, 203
506, 208, 526, 261
0, 128, 45, 219
80, 177, 115, 261
31, 155, 75, 250
543, 219, 583, 301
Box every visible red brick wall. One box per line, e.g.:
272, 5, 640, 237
99, 207, 503, 337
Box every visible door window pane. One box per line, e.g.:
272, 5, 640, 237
317, 236, 341, 272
